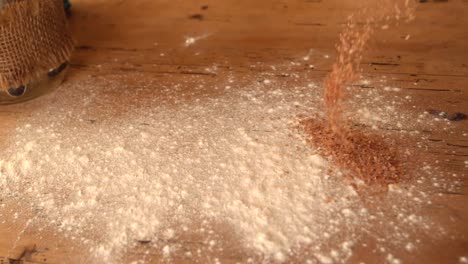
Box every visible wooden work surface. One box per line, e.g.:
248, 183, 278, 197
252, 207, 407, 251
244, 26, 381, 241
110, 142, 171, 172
0, 0, 467, 263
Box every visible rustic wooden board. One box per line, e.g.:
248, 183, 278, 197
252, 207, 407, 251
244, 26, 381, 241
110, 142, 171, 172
0, 0, 467, 263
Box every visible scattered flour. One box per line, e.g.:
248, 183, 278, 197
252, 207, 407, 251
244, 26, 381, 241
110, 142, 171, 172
184, 33, 211, 47
0, 77, 358, 263
0, 74, 460, 263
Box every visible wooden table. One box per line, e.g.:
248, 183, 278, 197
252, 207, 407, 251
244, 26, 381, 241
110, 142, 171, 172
1, 0, 467, 263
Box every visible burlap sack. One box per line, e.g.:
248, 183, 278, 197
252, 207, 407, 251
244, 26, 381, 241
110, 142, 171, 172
0, 0, 73, 91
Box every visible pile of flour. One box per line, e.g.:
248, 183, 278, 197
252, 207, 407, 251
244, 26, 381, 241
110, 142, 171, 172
0, 75, 449, 263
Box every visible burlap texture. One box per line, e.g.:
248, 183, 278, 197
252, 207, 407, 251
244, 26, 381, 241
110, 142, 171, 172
0, 0, 73, 90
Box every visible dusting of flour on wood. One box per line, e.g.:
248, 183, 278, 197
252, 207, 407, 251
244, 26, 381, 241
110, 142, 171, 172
0, 73, 461, 263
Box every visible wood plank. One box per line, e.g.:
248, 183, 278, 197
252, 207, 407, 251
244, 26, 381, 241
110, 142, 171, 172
0, 0, 467, 263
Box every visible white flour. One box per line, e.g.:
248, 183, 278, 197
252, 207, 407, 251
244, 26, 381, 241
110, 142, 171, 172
0, 74, 459, 263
